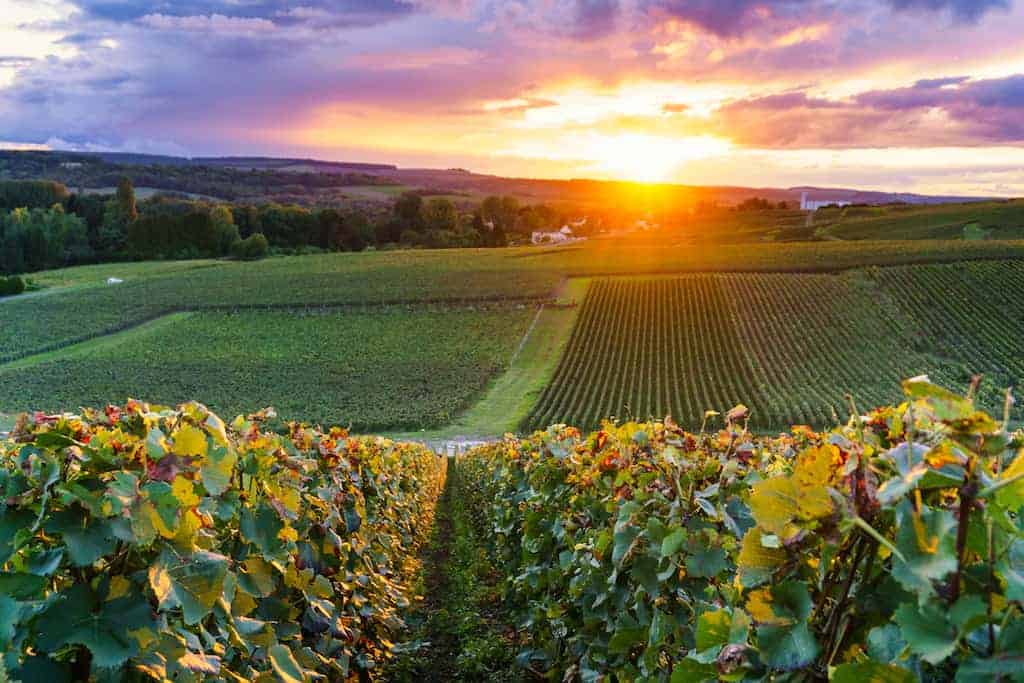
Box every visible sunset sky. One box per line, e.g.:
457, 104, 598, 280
3, 0, 1024, 194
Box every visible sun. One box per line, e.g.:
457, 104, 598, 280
589, 133, 732, 183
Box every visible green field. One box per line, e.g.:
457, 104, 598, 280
814, 199, 1024, 240
4, 236, 1024, 433
526, 262, 1023, 431
0, 306, 534, 430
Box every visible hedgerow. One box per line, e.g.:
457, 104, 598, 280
0, 400, 445, 681
464, 377, 1024, 680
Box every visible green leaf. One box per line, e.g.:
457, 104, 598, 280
867, 624, 906, 663
141, 481, 181, 538
26, 548, 64, 576
35, 583, 155, 668
894, 602, 958, 665
44, 507, 119, 567
670, 658, 717, 683
11, 655, 72, 683
891, 501, 957, 602
241, 503, 285, 558
0, 509, 36, 563
200, 443, 236, 496
998, 539, 1024, 602
661, 528, 686, 558
268, 643, 306, 683
758, 620, 818, 671
755, 582, 818, 671
0, 594, 18, 648
0, 572, 47, 599
696, 609, 731, 652
686, 545, 727, 578
612, 525, 640, 567
149, 549, 229, 625
831, 662, 915, 683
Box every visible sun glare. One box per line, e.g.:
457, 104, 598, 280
588, 133, 732, 182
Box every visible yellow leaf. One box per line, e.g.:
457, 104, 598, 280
204, 413, 229, 446
746, 588, 793, 626
172, 476, 200, 508
106, 575, 132, 601
749, 477, 801, 538
173, 424, 208, 458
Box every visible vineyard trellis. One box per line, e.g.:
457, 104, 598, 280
526, 264, 1023, 431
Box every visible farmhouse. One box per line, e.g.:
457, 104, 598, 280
800, 191, 851, 211
531, 225, 577, 245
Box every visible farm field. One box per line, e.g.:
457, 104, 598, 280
0, 306, 534, 430
9, 238, 1021, 367
815, 199, 1024, 240
4, 239, 1024, 433
527, 261, 1023, 431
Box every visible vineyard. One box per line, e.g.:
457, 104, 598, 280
0, 400, 446, 681
461, 378, 1024, 681
527, 262, 1024, 431
0, 306, 535, 430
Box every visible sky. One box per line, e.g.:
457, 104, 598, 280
2, 0, 1024, 194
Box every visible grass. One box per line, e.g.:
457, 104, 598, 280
25, 259, 223, 289
394, 302, 581, 440
0, 307, 535, 430
816, 200, 1024, 241
390, 458, 518, 682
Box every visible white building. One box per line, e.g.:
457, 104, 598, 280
800, 192, 851, 211
532, 226, 578, 245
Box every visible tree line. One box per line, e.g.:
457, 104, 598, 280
0, 176, 581, 275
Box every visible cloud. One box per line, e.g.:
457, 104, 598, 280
888, 0, 1010, 21
711, 73, 1024, 147
348, 46, 482, 70
574, 0, 620, 39
642, 0, 1010, 37
139, 13, 277, 34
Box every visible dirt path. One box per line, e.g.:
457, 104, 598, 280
389, 458, 519, 682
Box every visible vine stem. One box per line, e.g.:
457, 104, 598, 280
950, 479, 977, 604
850, 516, 905, 563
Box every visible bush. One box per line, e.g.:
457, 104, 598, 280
231, 232, 269, 260
462, 377, 1024, 681
0, 275, 25, 296
0, 401, 446, 681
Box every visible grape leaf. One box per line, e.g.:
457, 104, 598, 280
149, 549, 229, 625
35, 583, 156, 668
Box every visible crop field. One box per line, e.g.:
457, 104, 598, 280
0, 306, 535, 429
518, 238, 1024, 275
816, 199, 1024, 240
527, 262, 1022, 431
5, 240, 1024, 432
0, 251, 561, 363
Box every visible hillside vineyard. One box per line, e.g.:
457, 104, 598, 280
527, 262, 1024, 431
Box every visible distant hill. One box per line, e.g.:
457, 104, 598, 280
0, 149, 1002, 208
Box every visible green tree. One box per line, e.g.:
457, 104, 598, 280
116, 176, 138, 223
421, 198, 458, 233
210, 205, 240, 255
394, 193, 425, 231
